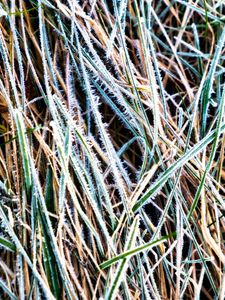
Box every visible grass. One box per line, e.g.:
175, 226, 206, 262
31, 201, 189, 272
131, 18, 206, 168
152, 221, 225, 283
0, 0, 225, 299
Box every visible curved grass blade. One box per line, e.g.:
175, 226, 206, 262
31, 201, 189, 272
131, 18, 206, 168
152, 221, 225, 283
105, 216, 139, 300
100, 232, 176, 270
132, 122, 225, 212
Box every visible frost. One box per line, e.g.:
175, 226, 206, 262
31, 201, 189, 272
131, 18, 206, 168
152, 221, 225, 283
0, 7, 7, 18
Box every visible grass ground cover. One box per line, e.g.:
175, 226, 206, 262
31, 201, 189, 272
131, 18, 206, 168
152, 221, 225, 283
0, 0, 225, 299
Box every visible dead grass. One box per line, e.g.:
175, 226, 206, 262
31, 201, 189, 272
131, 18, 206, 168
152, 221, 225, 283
0, 0, 224, 299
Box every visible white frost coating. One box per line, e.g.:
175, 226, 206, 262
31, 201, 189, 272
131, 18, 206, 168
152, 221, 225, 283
0, 7, 7, 18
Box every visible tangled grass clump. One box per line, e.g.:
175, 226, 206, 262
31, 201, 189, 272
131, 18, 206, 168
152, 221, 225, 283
0, 0, 225, 299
